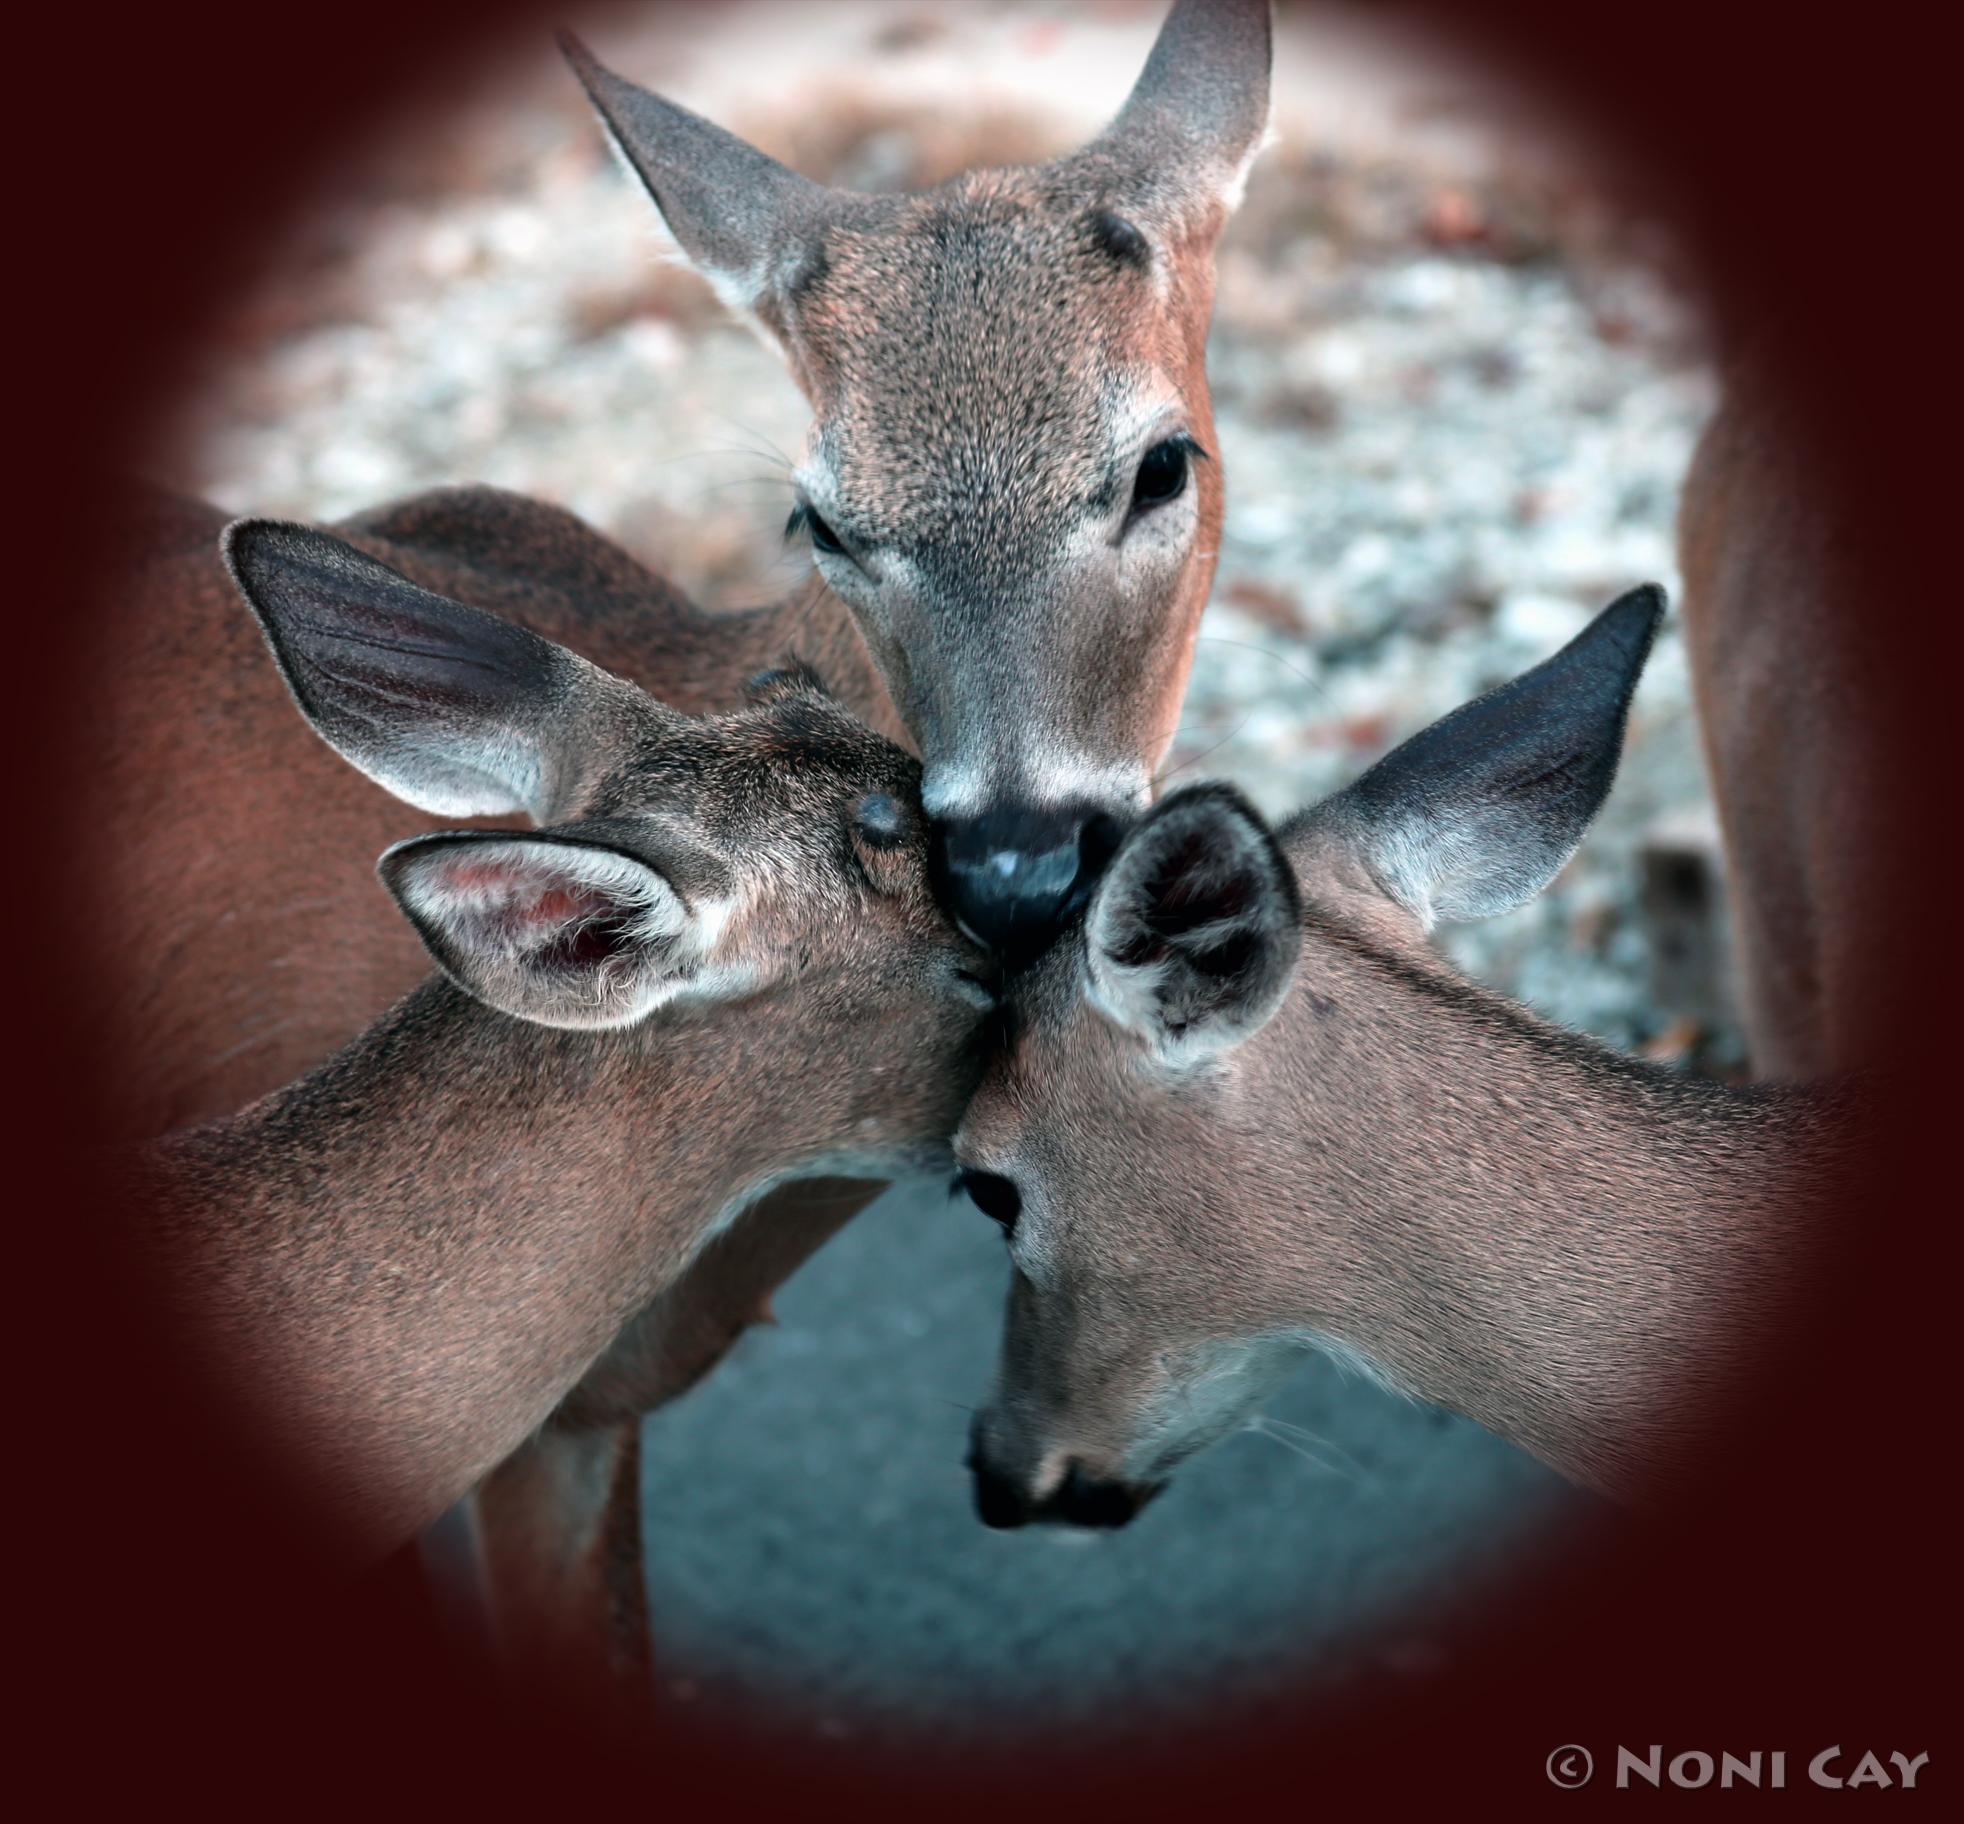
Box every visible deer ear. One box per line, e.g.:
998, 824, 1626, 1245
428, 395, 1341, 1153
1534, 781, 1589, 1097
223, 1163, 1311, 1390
1317, 586, 1667, 927
1090, 0, 1273, 228
380, 830, 737, 1031
1084, 784, 1301, 1063
224, 519, 634, 823
559, 31, 834, 326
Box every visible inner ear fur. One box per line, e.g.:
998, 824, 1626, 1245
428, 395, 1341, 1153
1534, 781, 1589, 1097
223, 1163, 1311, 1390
223, 517, 644, 823
1085, 782, 1302, 1060
379, 825, 735, 1031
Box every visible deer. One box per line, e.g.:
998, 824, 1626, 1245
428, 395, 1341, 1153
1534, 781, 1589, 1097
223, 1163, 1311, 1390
558, 0, 1273, 956
951, 588, 1858, 1522
90, 0, 1270, 1677
94, 496, 994, 1691
1677, 361, 1905, 1081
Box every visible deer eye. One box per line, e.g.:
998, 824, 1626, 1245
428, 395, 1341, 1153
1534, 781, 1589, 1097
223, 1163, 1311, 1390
792, 500, 846, 558
1131, 435, 1197, 513
786, 499, 848, 559
958, 1169, 1022, 1234
851, 792, 909, 850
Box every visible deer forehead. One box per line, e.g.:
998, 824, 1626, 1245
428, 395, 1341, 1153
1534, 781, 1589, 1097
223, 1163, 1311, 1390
591, 699, 920, 837
790, 197, 1195, 519
969, 931, 1274, 1176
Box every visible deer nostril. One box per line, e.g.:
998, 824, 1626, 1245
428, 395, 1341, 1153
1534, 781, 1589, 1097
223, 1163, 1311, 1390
967, 1413, 1038, 1529
973, 1468, 1033, 1530
1043, 1463, 1163, 1529
1076, 811, 1124, 883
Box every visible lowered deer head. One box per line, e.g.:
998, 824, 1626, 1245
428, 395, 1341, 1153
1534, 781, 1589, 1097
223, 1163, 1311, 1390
561, 0, 1273, 955
142, 521, 995, 1552
955, 589, 1844, 1519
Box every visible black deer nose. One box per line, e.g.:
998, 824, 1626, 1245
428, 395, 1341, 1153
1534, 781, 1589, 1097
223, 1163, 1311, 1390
966, 1420, 1162, 1532
1039, 1463, 1162, 1529
935, 804, 1123, 961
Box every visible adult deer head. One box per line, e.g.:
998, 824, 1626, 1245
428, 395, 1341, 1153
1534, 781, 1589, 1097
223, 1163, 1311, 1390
562, 0, 1273, 957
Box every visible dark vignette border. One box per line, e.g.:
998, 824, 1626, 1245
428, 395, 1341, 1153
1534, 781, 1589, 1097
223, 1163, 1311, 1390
15, 0, 1952, 1806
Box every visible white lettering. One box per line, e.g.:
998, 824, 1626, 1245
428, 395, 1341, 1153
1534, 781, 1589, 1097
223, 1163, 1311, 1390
1617, 1746, 1663, 1789
1846, 1752, 1891, 1789
1672, 1751, 1715, 1789
1890, 1752, 1930, 1790
1719, 1751, 1763, 1788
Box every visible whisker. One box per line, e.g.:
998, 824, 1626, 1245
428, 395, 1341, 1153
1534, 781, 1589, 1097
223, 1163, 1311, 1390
620, 444, 792, 474
684, 475, 811, 501
1240, 1415, 1367, 1485
1194, 634, 1332, 704
702, 414, 798, 473
1152, 711, 1258, 787
1254, 1414, 1372, 1477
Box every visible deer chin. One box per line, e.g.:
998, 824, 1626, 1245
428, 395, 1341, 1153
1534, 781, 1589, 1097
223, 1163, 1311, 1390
1118, 1331, 1324, 1485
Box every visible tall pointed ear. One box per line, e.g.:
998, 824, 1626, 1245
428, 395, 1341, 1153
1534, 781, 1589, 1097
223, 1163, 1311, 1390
1084, 783, 1301, 1064
380, 829, 737, 1030
559, 31, 835, 328
1312, 586, 1667, 928
223, 519, 640, 823
1090, 0, 1273, 229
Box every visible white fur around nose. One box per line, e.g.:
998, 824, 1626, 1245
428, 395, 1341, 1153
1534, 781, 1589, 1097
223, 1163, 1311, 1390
921, 757, 1150, 823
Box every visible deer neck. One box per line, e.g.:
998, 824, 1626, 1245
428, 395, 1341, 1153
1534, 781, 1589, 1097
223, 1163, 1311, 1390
1248, 912, 1841, 1498
138, 975, 873, 1551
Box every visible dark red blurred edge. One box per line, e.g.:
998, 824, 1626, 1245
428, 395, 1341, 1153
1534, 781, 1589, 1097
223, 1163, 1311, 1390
16, 0, 1952, 1806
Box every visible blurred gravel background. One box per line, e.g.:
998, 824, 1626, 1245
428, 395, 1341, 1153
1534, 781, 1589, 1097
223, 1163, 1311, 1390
162, 0, 1724, 1746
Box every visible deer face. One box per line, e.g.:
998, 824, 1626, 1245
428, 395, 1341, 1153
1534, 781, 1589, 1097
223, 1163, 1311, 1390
562, 0, 1272, 958
225, 522, 997, 1173
956, 592, 1666, 1526
953, 788, 1311, 1527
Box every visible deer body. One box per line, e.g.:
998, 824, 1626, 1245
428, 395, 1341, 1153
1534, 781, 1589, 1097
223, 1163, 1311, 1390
957, 593, 1851, 1517
95, 503, 985, 1683
138, 960, 952, 1558
1677, 367, 1899, 1079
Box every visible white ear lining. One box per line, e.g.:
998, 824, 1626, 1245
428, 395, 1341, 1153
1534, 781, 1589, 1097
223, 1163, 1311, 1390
347, 724, 553, 822
1219, 114, 1279, 213
400, 842, 687, 958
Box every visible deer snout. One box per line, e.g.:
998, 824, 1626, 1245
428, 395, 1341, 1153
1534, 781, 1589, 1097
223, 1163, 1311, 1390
933, 802, 1124, 961
965, 1415, 1161, 1531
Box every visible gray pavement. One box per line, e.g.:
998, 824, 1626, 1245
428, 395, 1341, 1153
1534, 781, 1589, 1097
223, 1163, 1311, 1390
636, 1177, 1590, 1745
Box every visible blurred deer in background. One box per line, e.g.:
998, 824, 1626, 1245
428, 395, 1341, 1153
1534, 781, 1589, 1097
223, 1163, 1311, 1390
1678, 362, 1904, 1081
952, 592, 1854, 1521
89, 490, 991, 1692
562, 0, 1273, 956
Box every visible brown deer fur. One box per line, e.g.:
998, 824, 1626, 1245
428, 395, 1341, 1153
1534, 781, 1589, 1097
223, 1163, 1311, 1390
1677, 363, 1904, 1079
957, 594, 1856, 1518
86, 487, 971, 1685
